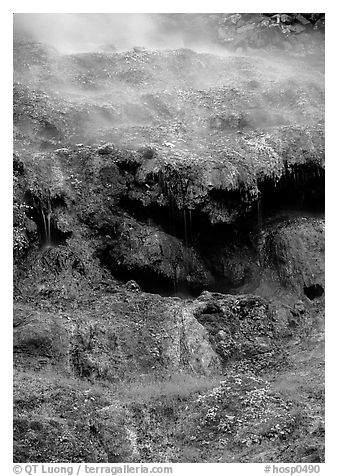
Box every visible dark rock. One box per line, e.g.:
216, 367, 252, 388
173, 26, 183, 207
236, 23, 256, 34
294, 300, 306, 315
13, 154, 25, 175
25, 218, 37, 233
270, 303, 294, 337
314, 18, 325, 30
139, 147, 156, 160
97, 144, 114, 155
260, 18, 271, 27
13, 305, 71, 367
259, 218, 324, 298
125, 280, 141, 292
290, 24, 306, 34
216, 329, 228, 341
101, 215, 212, 293
55, 148, 70, 156
296, 14, 310, 25
192, 293, 279, 363
14, 293, 221, 378
280, 14, 292, 23
244, 14, 263, 24
230, 14, 241, 24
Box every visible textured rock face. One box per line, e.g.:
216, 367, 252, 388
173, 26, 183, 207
13, 31, 324, 296
132, 125, 324, 225
13, 305, 71, 366
191, 292, 284, 363
13, 15, 325, 464
14, 146, 325, 301
257, 217, 325, 298
15, 287, 306, 383
14, 136, 324, 300
13, 296, 324, 463
101, 215, 212, 292
15, 289, 315, 463
13, 292, 221, 379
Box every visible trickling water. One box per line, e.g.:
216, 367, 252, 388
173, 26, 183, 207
40, 198, 52, 245
41, 207, 47, 243
47, 211, 51, 244
183, 209, 188, 245
169, 192, 176, 236
173, 266, 178, 295
257, 194, 262, 230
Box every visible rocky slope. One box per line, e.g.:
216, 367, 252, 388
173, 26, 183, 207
13, 14, 324, 463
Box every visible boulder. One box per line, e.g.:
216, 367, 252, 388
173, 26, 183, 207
191, 292, 281, 363
13, 292, 221, 379
296, 14, 310, 25
290, 24, 306, 34
101, 215, 212, 293
236, 23, 256, 34
259, 217, 324, 298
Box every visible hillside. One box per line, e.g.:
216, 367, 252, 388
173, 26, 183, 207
13, 13, 325, 463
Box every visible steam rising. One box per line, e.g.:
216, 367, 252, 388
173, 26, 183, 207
13, 13, 219, 53
13, 13, 324, 153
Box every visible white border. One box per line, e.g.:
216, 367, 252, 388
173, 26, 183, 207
2, 3, 336, 474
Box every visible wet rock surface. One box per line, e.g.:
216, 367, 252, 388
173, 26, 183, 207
13, 286, 324, 462
14, 292, 221, 379
13, 14, 324, 463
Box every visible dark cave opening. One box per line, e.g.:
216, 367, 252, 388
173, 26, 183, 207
258, 163, 325, 217
304, 284, 324, 300
121, 162, 324, 247
113, 162, 324, 297
101, 258, 204, 298
119, 193, 246, 250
